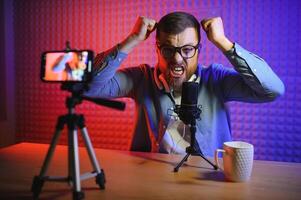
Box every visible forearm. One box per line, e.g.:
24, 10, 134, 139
84, 45, 127, 98
224, 43, 285, 99
213, 36, 234, 53
84, 16, 155, 98
119, 35, 142, 54
119, 16, 156, 54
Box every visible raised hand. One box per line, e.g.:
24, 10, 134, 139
120, 16, 157, 53
130, 16, 157, 42
201, 17, 233, 52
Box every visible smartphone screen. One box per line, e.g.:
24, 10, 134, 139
41, 50, 93, 82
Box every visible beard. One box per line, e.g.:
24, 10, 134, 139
165, 63, 188, 93
167, 73, 186, 93
157, 58, 198, 93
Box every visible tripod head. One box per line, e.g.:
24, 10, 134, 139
60, 82, 126, 112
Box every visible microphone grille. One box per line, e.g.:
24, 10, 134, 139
181, 82, 199, 106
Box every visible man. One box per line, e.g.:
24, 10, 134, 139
52, 51, 87, 81
84, 12, 284, 156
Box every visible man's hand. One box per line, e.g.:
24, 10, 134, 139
120, 16, 156, 54
201, 17, 233, 52
131, 16, 157, 42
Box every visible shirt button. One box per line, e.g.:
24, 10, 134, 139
118, 58, 122, 62
253, 68, 257, 72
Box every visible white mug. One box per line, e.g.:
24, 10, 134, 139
214, 141, 254, 182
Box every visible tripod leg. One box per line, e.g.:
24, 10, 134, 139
69, 129, 84, 199
198, 154, 218, 170
68, 131, 73, 186
174, 153, 190, 172
31, 176, 44, 200
81, 127, 101, 173
31, 116, 65, 199
80, 125, 105, 189
95, 170, 106, 190
40, 125, 64, 176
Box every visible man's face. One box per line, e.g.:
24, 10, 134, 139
156, 27, 199, 93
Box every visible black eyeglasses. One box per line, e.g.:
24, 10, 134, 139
157, 43, 201, 59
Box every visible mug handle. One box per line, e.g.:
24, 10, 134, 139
214, 149, 225, 170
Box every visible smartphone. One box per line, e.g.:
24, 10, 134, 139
40, 50, 93, 82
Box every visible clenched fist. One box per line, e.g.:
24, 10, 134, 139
201, 17, 233, 52
120, 16, 157, 53
131, 16, 157, 42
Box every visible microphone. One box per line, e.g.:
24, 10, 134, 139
173, 82, 218, 172
174, 82, 201, 125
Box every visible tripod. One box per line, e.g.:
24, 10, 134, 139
174, 119, 218, 172
31, 93, 106, 200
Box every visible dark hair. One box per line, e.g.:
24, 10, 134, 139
156, 12, 200, 43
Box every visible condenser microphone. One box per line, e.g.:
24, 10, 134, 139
174, 82, 201, 125
181, 81, 198, 108
173, 81, 218, 172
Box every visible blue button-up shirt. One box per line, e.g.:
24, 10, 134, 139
84, 43, 285, 156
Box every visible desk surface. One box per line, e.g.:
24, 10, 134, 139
0, 142, 300, 200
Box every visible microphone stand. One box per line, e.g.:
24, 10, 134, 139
173, 105, 218, 172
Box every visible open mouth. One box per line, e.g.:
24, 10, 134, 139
170, 65, 185, 77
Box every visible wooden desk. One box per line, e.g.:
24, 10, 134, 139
0, 143, 300, 200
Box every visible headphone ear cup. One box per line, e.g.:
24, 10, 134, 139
159, 74, 170, 93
